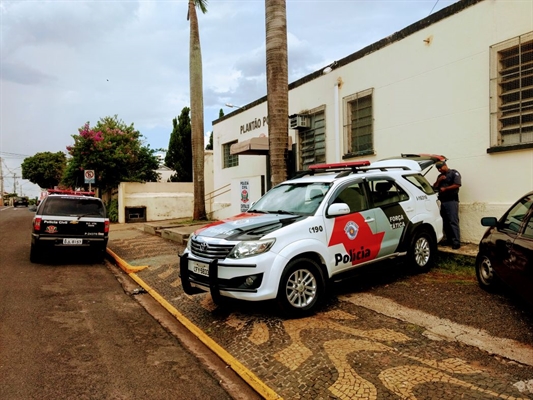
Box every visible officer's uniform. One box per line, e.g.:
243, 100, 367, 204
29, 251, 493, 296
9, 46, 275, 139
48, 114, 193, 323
436, 167, 461, 248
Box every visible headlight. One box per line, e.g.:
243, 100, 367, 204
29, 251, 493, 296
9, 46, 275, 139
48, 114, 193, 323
186, 236, 192, 251
228, 239, 276, 259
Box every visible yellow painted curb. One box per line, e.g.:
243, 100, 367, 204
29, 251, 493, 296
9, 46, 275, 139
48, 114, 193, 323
106, 248, 148, 273
107, 250, 282, 400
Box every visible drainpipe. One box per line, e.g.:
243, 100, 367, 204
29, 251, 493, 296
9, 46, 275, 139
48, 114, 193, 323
334, 77, 343, 163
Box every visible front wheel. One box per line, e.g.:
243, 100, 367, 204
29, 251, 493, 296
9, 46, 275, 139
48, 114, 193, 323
475, 253, 499, 292
277, 257, 325, 318
408, 229, 435, 272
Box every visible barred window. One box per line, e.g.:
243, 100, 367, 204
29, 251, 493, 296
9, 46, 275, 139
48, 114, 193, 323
298, 111, 326, 170
490, 32, 533, 147
343, 89, 374, 157
223, 141, 238, 168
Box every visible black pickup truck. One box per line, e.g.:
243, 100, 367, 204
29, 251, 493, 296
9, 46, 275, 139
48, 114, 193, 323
30, 194, 109, 263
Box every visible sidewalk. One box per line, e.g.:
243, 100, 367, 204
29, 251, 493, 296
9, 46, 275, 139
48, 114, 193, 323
106, 221, 533, 400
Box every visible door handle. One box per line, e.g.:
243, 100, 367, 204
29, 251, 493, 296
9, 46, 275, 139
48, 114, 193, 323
365, 218, 375, 223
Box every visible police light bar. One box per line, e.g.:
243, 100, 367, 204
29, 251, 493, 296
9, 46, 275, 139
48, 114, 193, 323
308, 160, 371, 170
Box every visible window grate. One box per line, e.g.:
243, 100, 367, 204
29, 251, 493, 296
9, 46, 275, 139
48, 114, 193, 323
491, 33, 533, 147
223, 141, 239, 168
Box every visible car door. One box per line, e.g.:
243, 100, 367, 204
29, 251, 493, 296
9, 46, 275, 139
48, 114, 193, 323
325, 179, 383, 275
507, 203, 533, 305
492, 194, 533, 287
366, 177, 411, 256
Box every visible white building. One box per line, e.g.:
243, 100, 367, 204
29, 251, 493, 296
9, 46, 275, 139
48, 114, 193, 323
209, 0, 533, 244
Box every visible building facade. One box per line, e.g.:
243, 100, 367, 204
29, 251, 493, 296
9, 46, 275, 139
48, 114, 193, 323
210, 0, 533, 243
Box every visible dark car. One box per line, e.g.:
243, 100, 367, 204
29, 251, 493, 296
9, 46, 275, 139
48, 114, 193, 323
475, 191, 533, 306
30, 193, 109, 263
14, 196, 29, 207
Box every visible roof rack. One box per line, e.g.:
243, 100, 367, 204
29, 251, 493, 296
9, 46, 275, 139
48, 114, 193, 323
291, 161, 371, 179
47, 189, 95, 196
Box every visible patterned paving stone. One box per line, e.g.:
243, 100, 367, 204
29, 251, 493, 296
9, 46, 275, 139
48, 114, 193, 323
108, 228, 533, 400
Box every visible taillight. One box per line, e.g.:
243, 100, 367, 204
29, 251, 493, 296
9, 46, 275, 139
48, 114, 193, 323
104, 219, 110, 233
33, 217, 42, 231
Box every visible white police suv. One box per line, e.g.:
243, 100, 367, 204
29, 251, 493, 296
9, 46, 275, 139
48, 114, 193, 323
180, 155, 444, 317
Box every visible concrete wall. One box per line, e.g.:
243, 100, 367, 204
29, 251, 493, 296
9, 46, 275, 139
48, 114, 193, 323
212, 0, 533, 243
117, 151, 219, 223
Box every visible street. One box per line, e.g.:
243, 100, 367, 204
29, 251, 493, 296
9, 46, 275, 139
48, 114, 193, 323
0, 207, 256, 400
2, 205, 533, 399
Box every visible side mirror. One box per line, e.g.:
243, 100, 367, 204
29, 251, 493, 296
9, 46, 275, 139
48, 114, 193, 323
481, 217, 498, 227
328, 203, 350, 216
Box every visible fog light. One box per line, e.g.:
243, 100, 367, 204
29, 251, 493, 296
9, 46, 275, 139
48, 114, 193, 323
245, 276, 257, 287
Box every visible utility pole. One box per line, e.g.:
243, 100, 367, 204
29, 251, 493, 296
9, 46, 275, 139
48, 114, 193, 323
0, 157, 4, 205
13, 173, 17, 195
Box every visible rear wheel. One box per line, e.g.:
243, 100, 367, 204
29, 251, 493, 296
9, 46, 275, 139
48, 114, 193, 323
476, 253, 499, 291
408, 229, 435, 272
277, 257, 325, 318
30, 243, 41, 263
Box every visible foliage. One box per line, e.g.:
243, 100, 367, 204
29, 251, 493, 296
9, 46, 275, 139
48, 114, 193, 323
21, 151, 66, 189
106, 198, 119, 222
165, 107, 192, 181
205, 131, 213, 150
62, 115, 160, 193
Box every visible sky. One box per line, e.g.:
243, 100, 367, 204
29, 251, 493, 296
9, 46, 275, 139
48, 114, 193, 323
0, 0, 460, 199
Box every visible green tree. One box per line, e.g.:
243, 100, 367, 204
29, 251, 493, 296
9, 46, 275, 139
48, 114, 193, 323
188, 0, 208, 220
63, 115, 159, 195
205, 132, 213, 150
265, 0, 289, 187
165, 107, 193, 181
21, 151, 66, 189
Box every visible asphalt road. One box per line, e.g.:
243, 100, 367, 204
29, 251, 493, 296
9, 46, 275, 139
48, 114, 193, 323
0, 206, 256, 400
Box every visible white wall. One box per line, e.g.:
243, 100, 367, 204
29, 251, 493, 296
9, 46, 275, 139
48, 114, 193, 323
212, 0, 533, 243
117, 152, 218, 223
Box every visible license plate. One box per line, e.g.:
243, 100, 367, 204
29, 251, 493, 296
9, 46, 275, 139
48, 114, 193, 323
189, 260, 209, 277
63, 238, 83, 245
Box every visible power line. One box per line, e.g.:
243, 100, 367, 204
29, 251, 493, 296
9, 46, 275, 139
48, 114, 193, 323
429, 0, 440, 15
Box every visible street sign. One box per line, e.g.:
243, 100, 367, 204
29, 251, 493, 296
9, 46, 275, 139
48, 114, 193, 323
84, 170, 95, 184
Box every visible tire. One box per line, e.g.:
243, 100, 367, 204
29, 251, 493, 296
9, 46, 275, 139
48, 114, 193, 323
30, 243, 41, 263
277, 257, 325, 318
408, 228, 435, 272
475, 253, 499, 292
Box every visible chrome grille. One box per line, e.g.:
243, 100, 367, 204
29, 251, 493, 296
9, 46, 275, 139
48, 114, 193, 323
190, 236, 234, 259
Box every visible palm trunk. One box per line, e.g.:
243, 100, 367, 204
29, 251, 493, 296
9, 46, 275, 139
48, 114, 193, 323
265, 0, 289, 187
189, 0, 207, 220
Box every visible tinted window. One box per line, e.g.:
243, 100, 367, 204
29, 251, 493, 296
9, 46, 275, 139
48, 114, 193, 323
522, 214, 533, 239
42, 197, 105, 217
501, 194, 533, 233
368, 179, 409, 206
404, 174, 435, 195
332, 182, 368, 213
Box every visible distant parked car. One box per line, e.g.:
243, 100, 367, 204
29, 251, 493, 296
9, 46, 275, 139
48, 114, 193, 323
30, 192, 109, 263
475, 191, 533, 306
13, 197, 29, 207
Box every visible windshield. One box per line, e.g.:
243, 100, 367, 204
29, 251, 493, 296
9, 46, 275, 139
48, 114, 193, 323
42, 197, 105, 217
249, 182, 331, 215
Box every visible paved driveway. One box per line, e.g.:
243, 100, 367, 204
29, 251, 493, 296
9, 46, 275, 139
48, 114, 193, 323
107, 223, 533, 400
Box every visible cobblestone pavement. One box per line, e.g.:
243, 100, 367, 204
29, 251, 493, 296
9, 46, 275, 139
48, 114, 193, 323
107, 224, 533, 400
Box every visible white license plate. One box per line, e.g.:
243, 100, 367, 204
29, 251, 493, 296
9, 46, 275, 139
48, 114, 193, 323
189, 260, 209, 277
63, 238, 83, 245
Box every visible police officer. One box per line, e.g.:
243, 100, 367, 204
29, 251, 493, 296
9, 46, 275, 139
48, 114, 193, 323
433, 161, 462, 249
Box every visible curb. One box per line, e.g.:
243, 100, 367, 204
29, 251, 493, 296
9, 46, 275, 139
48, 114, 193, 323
106, 248, 283, 400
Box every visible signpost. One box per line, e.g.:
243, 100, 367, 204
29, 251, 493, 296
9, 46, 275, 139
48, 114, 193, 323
84, 170, 95, 192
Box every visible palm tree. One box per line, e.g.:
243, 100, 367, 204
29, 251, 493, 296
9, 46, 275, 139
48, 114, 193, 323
265, 0, 289, 187
188, 0, 208, 220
